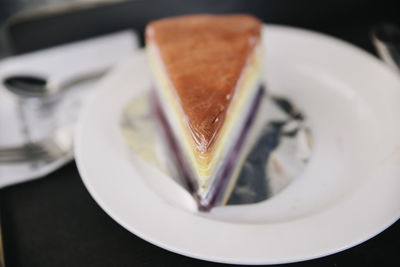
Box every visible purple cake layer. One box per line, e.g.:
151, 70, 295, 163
151, 87, 264, 211
202, 88, 264, 209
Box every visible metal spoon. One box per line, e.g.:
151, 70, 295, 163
3, 69, 108, 98
1, 69, 108, 165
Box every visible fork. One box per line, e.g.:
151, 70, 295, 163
0, 129, 73, 164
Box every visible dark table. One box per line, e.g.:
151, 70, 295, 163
1, 0, 399, 266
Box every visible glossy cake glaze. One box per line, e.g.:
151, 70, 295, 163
146, 14, 262, 152
145, 14, 264, 209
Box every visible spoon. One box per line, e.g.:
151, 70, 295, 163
0, 68, 108, 166
3, 69, 108, 98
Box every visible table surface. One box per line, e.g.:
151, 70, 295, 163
0, 0, 399, 266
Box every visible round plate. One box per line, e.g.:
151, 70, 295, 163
75, 25, 400, 264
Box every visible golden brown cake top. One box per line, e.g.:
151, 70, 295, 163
146, 14, 262, 153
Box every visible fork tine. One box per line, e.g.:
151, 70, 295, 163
0, 130, 73, 164
0, 152, 62, 164
0, 143, 67, 164
0, 149, 49, 160
0, 147, 45, 155
0, 156, 51, 164
0, 146, 47, 158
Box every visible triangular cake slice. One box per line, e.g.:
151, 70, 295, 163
146, 14, 264, 210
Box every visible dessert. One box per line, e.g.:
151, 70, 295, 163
146, 14, 264, 210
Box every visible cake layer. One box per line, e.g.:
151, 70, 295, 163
152, 87, 264, 210
146, 14, 262, 152
147, 41, 263, 191
145, 14, 264, 208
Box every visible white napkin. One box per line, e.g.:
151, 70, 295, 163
0, 30, 139, 188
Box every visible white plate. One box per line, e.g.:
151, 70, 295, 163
75, 25, 400, 264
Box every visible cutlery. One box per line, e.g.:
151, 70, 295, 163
0, 68, 107, 164
3, 69, 107, 98
0, 128, 73, 164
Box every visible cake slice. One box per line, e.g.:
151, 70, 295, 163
146, 14, 264, 210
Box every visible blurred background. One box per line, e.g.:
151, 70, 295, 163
0, 0, 399, 57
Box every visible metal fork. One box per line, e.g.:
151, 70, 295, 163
0, 129, 73, 164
